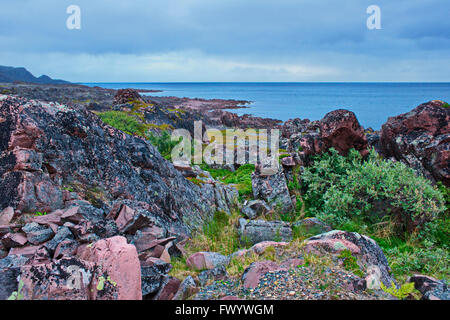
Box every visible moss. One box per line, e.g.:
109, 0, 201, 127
186, 177, 205, 186
441, 102, 449, 108
338, 249, 364, 278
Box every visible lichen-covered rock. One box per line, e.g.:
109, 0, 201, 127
379, 100, 450, 186
186, 252, 230, 270
304, 230, 395, 288
251, 167, 294, 214
19, 257, 97, 300
77, 236, 142, 300
408, 274, 449, 300
238, 219, 292, 245
198, 265, 228, 287
22, 222, 54, 245
172, 275, 198, 300
0, 95, 227, 237
241, 200, 272, 220
282, 110, 369, 161
140, 259, 172, 297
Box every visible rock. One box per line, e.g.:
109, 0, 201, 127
0, 207, 14, 225
154, 276, 182, 300
172, 276, 198, 300
19, 257, 97, 300
249, 241, 289, 255
304, 230, 395, 288
113, 88, 143, 105
0, 255, 29, 300
281, 156, 296, 167
22, 222, 54, 245
198, 265, 228, 287
283, 110, 369, 160
408, 274, 449, 300
44, 226, 74, 253
238, 219, 292, 245
1, 232, 28, 248
0, 95, 222, 239
241, 261, 286, 289
186, 252, 230, 270
53, 239, 79, 259
251, 168, 294, 213
141, 259, 172, 297
77, 236, 142, 300
241, 200, 272, 220
293, 218, 332, 236
379, 100, 450, 186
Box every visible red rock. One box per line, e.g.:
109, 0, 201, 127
32, 210, 63, 225
250, 241, 289, 255
305, 238, 361, 255
242, 261, 286, 289
0, 207, 14, 225
77, 236, 142, 300
134, 236, 176, 253
186, 252, 230, 270
380, 100, 450, 186
154, 277, 182, 300
1, 232, 28, 248
9, 245, 41, 257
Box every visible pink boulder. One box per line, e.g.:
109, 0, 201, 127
77, 236, 142, 300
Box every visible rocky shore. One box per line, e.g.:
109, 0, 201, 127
0, 84, 448, 301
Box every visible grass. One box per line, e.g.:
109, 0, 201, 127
98, 111, 149, 137
200, 163, 255, 198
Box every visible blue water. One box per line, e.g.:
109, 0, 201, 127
83, 82, 450, 129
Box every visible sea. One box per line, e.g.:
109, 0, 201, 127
83, 82, 450, 130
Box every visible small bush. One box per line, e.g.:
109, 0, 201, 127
302, 148, 446, 235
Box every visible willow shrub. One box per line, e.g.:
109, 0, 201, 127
302, 148, 446, 236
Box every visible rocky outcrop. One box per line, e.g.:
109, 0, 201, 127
379, 100, 450, 186
241, 200, 272, 220
304, 230, 395, 289
408, 274, 449, 300
0, 95, 235, 235
0, 95, 241, 300
281, 109, 369, 161
251, 166, 294, 213
238, 219, 292, 245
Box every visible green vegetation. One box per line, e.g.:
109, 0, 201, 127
98, 111, 149, 137
338, 249, 364, 277
8, 281, 24, 300
147, 130, 181, 160
441, 102, 449, 108
201, 163, 255, 198
380, 281, 416, 300
302, 148, 445, 234
34, 211, 47, 217
299, 147, 449, 281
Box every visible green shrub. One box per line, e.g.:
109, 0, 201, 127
201, 163, 255, 198
380, 281, 416, 300
147, 130, 181, 160
302, 148, 446, 234
98, 111, 148, 137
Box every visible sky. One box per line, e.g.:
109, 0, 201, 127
1, 0, 449, 82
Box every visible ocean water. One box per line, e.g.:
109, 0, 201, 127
83, 82, 450, 129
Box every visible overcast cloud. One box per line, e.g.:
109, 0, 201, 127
1, 0, 449, 82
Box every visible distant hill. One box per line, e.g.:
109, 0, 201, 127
0, 65, 70, 84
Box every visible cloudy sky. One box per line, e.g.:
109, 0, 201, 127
1, 0, 449, 82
